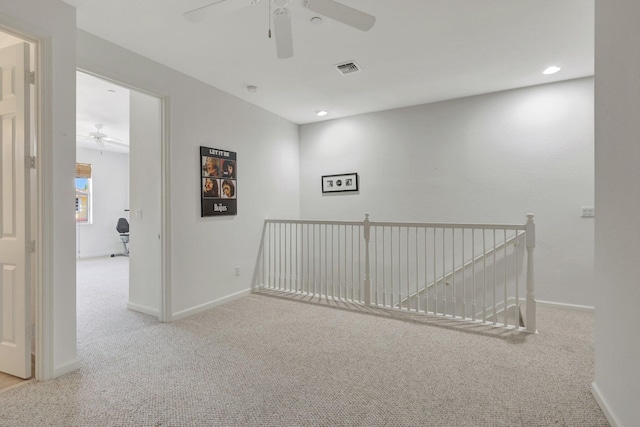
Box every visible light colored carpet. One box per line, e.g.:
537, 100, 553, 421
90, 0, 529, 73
0, 256, 608, 426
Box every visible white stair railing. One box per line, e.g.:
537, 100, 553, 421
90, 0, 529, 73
400, 231, 525, 302
255, 214, 536, 333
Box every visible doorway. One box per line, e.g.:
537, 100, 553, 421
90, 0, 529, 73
75, 70, 164, 322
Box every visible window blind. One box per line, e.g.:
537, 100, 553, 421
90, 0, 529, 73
76, 163, 92, 178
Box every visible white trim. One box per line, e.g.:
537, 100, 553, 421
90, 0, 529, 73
36, 35, 54, 382
171, 288, 252, 321
127, 302, 160, 318
532, 299, 595, 313
160, 96, 171, 323
53, 358, 80, 378
591, 382, 621, 427
76, 252, 123, 259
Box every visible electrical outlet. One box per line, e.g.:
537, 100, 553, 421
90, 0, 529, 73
235, 266, 240, 276
581, 206, 595, 218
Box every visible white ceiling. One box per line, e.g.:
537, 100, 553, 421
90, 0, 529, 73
66, 0, 593, 126
76, 71, 130, 153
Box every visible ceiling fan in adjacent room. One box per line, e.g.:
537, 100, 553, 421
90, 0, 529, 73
77, 124, 129, 149
183, 0, 376, 59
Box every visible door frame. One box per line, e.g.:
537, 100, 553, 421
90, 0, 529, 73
0, 21, 48, 381
76, 68, 171, 323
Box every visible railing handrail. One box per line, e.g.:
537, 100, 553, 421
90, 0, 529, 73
369, 221, 526, 231
265, 219, 363, 226
266, 218, 527, 231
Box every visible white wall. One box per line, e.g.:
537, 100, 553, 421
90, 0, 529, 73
593, 1, 640, 426
300, 78, 595, 307
0, 0, 77, 379
76, 147, 129, 258
76, 30, 300, 319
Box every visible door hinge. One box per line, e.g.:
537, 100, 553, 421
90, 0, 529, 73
26, 156, 36, 169
28, 71, 35, 85
28, 241, 36, 253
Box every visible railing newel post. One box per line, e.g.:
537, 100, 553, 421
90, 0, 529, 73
525, 213, 536, 333
364, 213, 372, 306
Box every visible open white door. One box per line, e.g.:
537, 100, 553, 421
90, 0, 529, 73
0, 42, 32, 379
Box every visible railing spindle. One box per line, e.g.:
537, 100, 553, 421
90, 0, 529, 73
415, 227, 419, 312
472, 229, 476, 321
462, 229, 466, 319
515, 230, 520, 329
504, 229, 508, 326
433, 227, 438, 314
363, 214, 371, 306
383, 227, 387, 307
424, 227, 428, 314
483, 228, 487, 323
358, 226, 362, 303
395, 227, 400, 308
443, 228, 447, 316
492, 229, 497, 325
312, 224, 316, 297
390, 227, 394, 308
452, 228, 456, 318
351, 226, 355, 302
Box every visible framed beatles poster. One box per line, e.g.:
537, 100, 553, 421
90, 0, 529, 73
200, 146, 237, 216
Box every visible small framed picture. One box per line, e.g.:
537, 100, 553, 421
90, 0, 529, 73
322, 173, 358, 193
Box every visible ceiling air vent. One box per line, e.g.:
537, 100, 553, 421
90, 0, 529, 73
335, 61, 361, 75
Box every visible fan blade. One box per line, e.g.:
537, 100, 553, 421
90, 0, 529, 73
304, 0, 375, 31
273, 8, 293, 59
184, 0, 259, 23
103, 138, 130, 148
89, 132, 107, 140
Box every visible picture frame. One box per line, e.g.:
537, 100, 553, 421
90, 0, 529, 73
322, 173, 358, 193
200, 146, 237, 217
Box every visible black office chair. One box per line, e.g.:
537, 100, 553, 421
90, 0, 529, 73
110, 217, 130, 257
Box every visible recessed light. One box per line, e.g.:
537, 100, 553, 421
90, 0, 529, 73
316, 110, 328, 117
543, 66, 561, 75
246, 85, 258, 93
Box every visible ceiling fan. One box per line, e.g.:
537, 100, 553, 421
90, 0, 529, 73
183, 0, 376, 59
77, 124, 128, 148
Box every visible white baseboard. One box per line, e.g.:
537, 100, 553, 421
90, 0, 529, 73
53, 358, 80, 378
76, 251, 122, 259
171, 288, 252, 321
127, 302, 160, 317
534, 299, 595, 312
591, 382, 621, 427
